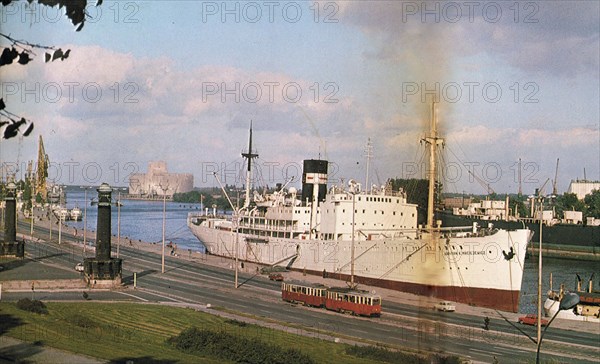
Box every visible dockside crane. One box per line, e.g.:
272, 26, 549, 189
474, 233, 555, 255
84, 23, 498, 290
552, 158, 559, 196
35, 135, 49, 201
467, 169, 495, 195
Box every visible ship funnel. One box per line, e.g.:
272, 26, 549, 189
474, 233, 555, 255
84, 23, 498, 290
301, 159, 328, 206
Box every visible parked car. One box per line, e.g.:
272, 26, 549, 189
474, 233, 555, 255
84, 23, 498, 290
434, 301, 456, 312
518, 314, 548, 326
268, 273, 284, 281
75, 263, 84, 272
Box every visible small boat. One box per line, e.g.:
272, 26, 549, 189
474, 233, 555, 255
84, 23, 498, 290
70, 207, 82, 221
52, 207, 70, 221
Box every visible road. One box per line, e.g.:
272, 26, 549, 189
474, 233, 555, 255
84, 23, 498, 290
2, 221, 599, 363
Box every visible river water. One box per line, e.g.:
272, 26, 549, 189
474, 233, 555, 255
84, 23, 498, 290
63, 188, 205, 253
63, 188, 599, 313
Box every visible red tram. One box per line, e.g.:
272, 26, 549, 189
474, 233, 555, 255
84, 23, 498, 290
281, 282, 382, 317
281, 282, 327, 307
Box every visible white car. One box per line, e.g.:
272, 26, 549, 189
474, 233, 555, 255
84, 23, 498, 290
74, 263, 84, 272
435, 301, 456, 312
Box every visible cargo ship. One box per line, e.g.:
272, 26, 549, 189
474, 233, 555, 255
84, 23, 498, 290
188, 106, 532, 312
439, 201, 600, 254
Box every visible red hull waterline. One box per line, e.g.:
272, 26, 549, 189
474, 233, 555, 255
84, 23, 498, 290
304, 268, 521, 313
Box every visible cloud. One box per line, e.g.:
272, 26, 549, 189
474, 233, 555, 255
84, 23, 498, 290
339, 1, 599, 79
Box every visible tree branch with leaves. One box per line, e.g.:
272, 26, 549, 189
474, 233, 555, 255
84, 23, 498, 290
0, 0, 102, 139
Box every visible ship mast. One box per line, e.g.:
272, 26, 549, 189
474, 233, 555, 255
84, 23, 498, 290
422, 102, 444, 230
241, 122, 258, 210
364, 138, 372, 194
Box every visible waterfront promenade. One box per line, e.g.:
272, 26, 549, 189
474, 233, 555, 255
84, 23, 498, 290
2, 211, 599, 363
8, 212, 599, 336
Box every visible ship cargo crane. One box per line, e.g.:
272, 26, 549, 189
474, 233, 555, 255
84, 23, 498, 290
35, 135, 49, 201
467, 169, 495, 195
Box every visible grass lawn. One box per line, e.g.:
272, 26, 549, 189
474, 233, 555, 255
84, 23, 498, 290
0, 301, 432, 363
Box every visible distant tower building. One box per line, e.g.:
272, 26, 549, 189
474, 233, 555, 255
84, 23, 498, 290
128, 161, 193, 197
567, 180, 600, 200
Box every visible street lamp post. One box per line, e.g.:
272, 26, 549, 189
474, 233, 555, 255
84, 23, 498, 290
536, 195, 544, 346
58, 213, 62, 245
536, 292, 580, 364
30, 184, 34, 238
159, 184, 169, 273
213, 173, 239, 288
80, 186, 92, 256
234, 210, 239, 288
350, 190, 356, 288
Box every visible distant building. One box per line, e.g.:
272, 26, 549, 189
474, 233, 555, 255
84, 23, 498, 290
567, 180, 600, 200
128, 161, 193, 197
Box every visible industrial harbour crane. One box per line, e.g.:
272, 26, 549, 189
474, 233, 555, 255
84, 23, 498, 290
552, 158, 559, 196
467, 169, 495, 195
35, 135, 49, 201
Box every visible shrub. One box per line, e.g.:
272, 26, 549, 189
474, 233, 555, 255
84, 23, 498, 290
224, 319, 247, 327
168, 327, 314, 364
345, 345, 462, 364
16, 298, 48, 315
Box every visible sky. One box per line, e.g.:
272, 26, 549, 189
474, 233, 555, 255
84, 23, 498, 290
0, 0, 599, 196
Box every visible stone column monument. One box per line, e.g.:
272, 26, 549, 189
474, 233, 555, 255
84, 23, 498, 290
83, 183, 122, 287
1, 181, 24, 257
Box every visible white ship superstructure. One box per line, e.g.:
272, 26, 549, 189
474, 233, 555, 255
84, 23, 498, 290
188, 110, 532, 312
